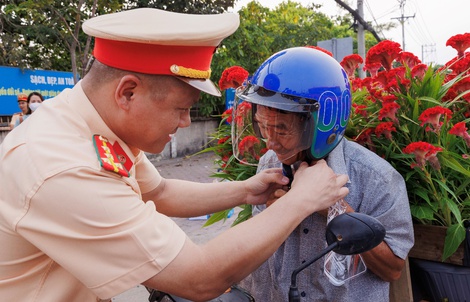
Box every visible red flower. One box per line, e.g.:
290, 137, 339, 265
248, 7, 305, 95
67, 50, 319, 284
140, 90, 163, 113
418, 106, 453, 133
381, 94, 398, 104
222, 107, 233, 124
340, 54, 364, 78
374, 70, 389, 87
379, 102, 400, 124
444, 54, 470, 75
399, 51, 421, 68
375, 122, 396, 139
219, 66, 249, 90
411, 64, 428, 79
403, 142, 443, 170
353, 128, 375, 152
352, 103, 368, 117
366, 40, 402, 71
363, 62, 382, 77
234, 102, 252, 127
218, 136, 230, 145
449, 122, 470, 148
446, 33, 470, 58
305, 45, 333, 57
238, 135, 262, 160
451, 77, 470, 103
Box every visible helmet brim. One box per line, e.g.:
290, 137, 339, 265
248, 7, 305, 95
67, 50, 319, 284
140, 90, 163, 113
237, 85, 318, 113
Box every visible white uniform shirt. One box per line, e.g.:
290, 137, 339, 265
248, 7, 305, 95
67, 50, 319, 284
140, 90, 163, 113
0, 82, 186, 301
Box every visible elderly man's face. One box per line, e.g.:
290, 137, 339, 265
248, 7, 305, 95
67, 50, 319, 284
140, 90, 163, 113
254, 105, 306, 164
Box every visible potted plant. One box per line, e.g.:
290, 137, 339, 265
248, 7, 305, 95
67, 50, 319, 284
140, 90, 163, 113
344, 36, 470, 262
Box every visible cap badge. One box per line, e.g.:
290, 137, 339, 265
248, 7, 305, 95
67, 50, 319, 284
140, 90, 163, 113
93, 135, 130, 177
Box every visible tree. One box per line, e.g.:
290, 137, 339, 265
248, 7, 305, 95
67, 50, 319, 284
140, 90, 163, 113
0, 0, 121, 81
206, 0, 376, 116
0, 0, 235, 82
0, 0, 384, 117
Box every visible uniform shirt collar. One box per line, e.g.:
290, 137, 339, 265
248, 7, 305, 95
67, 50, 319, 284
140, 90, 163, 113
68, 81, 137, 171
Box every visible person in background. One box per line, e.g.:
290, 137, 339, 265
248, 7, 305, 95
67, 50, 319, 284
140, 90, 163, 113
28, 91, 44, 113
0, 9, 349, 302
9, 93, 31, 130
234, 47, 414, 301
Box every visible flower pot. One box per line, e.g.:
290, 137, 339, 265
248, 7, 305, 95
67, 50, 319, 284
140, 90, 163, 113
389, 224, 467, 301
408, 224, 470, 302
409, 224, 465, 265
410, 257, 470, 302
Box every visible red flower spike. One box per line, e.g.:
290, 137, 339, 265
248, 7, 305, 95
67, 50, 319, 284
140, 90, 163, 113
366, 40, 402, 71
446, 33, 470, 58
449, 122, 470, 148
363, 62, 382, 77
399, 51, 421, 68
375, 122, 397, 140
451, 77, 470, 103
340, 54, 364, 78
411, 64, 428, 79
219, 66, 249, 90
305, 45, 333, 57
381, 94, 398, 104
403, 142, 443, 170
445, 54, 470, 75
379, 102, 400, 124
418, 106, 453, 133
352, 103, 368, 117
238, 135, 262, 160
222, 107, 233, 124
233, 102, 252, 127
354, 128, 375, 152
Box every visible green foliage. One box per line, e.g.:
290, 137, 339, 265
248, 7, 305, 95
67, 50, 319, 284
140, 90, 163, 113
196, 111, 261, 227
0, 0, 123, 80
124, 0, 234, 13
204, 0, 375, 117
347, 45, 470, 260
1, 0, 382, 117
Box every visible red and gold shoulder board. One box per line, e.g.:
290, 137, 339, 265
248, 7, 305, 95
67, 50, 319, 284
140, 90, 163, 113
93, 135, 130, 177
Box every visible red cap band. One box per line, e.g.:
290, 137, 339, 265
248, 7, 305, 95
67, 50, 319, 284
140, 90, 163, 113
93, 38, 216, 75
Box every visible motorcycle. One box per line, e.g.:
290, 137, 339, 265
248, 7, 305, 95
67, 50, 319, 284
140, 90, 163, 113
147, 212, 386, 302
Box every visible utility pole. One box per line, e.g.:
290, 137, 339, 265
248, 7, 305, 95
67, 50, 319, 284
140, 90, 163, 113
422, 44, 436, 65
357, 0, 366, 78
391, 0, 415, 51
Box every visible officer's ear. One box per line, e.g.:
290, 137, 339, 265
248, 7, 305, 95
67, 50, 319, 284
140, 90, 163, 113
115, 75, 140, 110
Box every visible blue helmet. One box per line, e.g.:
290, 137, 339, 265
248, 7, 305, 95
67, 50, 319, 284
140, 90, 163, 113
237, 47, 351, 160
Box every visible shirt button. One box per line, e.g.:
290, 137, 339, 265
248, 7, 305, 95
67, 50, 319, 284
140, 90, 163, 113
301, 292, 306, 297
303, 228, 309, 234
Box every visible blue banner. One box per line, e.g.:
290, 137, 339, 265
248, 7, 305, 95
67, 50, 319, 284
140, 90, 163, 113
0, 66, 75, 115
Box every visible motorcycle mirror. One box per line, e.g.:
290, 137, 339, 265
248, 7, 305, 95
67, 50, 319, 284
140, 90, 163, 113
326, 212, 386, 255
289, 212, 386, 302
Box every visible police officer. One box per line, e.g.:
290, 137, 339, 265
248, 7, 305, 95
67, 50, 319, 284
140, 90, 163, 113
0, 9, 349, 302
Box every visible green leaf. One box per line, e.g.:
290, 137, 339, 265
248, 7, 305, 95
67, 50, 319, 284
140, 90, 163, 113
442, 224, 466, 261
410, 204, 435, 220
203, 208, 234, 227
440, 155, 470, 177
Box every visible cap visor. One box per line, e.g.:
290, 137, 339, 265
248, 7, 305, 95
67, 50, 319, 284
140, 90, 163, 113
176, 77, 221, 97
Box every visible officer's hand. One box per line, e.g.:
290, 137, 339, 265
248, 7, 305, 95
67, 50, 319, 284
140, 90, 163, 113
266, 188, 288, 207
287, 160, 349, 214
243, 168, 289, 205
